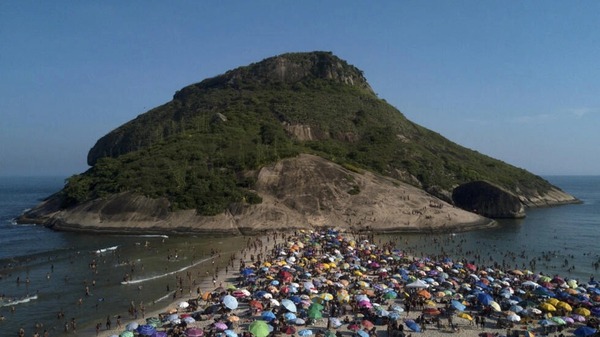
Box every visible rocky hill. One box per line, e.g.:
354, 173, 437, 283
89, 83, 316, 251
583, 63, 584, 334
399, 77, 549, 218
19, 51, 578, 234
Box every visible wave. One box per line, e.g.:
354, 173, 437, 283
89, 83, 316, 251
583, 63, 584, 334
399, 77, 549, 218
153, 291, 176, 303
121, 256, 214, 285
95, 246, 118, 254
0, 294, 38, 307
137, 234, 169, 239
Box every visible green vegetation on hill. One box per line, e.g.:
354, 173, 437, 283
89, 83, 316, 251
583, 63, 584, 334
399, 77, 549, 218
62, 51, 554, 215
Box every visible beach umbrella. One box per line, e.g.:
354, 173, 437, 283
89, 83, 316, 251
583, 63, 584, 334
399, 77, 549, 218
383, 291, 397, 300
361, 320, 375, 329
422, 307, 441, 316
228, 315, 240, 323
249, 300, 263, 310
222, 295, 238, 310
152, 332, 167, 337
509, 305, 524, 313
307, 306, 323, 319
539, 302, 557, 312
179, 301, 190, 309
214, 322, 229, 331
550, 317, 566, 325
574, 326, 597, 337
477, 293, 494, 306
329, 317, 342, 328
261, 311, 277, 322
119, 332, 134, 337
145, 317, 161, 328
357, 330, 369, 337
298, 329, 313, 337
571, 314, 586, 322
224, 330, 238, 337
538, 319, 555, 327
506, 314, 521, 322
137, 324, 156, 336
183, 316, 196, 324
125, 322, 139, 331
249, 321, 270, 337
185, 328, 204, 337
575, 307, 591, 316
294, 318, 306, 325
451, 300, 466, 311
347, 323, 361, 331
284, 312, 297, 322
283, 326, 297, 335
281, 299, 297, 313
457, 312, 472, 321
405, 320, 421, 332
489, 301, 501, 312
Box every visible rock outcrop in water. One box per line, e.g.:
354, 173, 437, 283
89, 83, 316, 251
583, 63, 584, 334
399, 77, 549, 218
19, 51, 579, 234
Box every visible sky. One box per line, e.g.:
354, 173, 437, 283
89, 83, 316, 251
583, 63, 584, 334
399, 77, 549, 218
1, 1, 600, 177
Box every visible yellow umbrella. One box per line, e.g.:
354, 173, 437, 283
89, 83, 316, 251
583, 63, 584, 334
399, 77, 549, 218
318, 293, 334, 301
353, 271, 364, 277
546, 298, 560, 306
490, 301, 501, 312
457, 312, 473, 321
556, 301, 572, 312
574, 307, 591, 316
539, 303, 556, 312
424, 300, 437, 308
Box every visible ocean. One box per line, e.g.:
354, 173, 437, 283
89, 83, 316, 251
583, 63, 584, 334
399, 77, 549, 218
0, 175, 598, 336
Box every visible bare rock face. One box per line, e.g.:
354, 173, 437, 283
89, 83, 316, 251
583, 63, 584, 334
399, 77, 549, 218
20, 155, 492, 234
452, 181, 526, 219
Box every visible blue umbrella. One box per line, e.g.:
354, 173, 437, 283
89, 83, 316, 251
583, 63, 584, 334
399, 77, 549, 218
357, 330, 369, 337
290, 295, 302, 304
281, 299, 297, 313
136, 324, 156, 336
451, 300, 466, 311
222, 295, 238, 310
298, 329, 313, 336
574, 326, 597, 337
405, 320, 421, 332
477, 293, 493, 306
224, 330, 238, 337
284, 312, 297, 322
261, 311, 277, 322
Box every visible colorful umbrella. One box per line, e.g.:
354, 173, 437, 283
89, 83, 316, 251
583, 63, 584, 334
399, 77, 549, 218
249, 320, 270, 337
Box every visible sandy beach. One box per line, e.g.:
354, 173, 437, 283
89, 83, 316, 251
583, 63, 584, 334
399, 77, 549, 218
82, 229, 599, 337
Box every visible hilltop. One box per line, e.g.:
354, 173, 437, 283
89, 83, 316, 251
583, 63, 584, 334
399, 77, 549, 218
19, 51, 578, 234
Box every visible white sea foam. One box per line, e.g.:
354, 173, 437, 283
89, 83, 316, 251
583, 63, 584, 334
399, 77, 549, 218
95, 246, 119, 254
0, 294, 38, 307
121, 256, 214, 285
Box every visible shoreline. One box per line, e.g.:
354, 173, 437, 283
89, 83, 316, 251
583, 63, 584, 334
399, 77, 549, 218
83, 233, 281, 337
82, 228, 597, 337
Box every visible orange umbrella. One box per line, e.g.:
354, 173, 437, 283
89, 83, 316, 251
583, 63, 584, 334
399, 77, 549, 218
417, 289, 432, 299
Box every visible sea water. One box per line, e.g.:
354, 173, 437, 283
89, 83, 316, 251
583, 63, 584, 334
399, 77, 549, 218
0, 176, 598, 336
0, 176, 247, 336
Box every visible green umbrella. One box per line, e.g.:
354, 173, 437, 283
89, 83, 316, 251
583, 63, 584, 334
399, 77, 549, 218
308, 302, 324, 312
383, 291, 397, 299
308, 306, 323, 319
146, 317, 161, 328
120, 331, 134, 337
249, 320, 270, 337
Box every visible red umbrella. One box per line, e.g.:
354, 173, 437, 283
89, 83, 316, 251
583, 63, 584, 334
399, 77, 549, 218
283, 326, 296, 335
422, 308, 441, 316
361, 320, 374, 329
249, 300, 264, 310
348, 324, 360, 331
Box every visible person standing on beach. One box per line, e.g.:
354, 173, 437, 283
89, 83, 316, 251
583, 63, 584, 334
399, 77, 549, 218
106, 315, 111, 330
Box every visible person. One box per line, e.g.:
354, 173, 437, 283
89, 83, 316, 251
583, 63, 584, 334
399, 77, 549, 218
106, 315, 111, 330
96, 322, 102, 336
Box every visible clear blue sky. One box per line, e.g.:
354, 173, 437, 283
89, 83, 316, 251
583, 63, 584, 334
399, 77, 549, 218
2, 1, 599, 177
